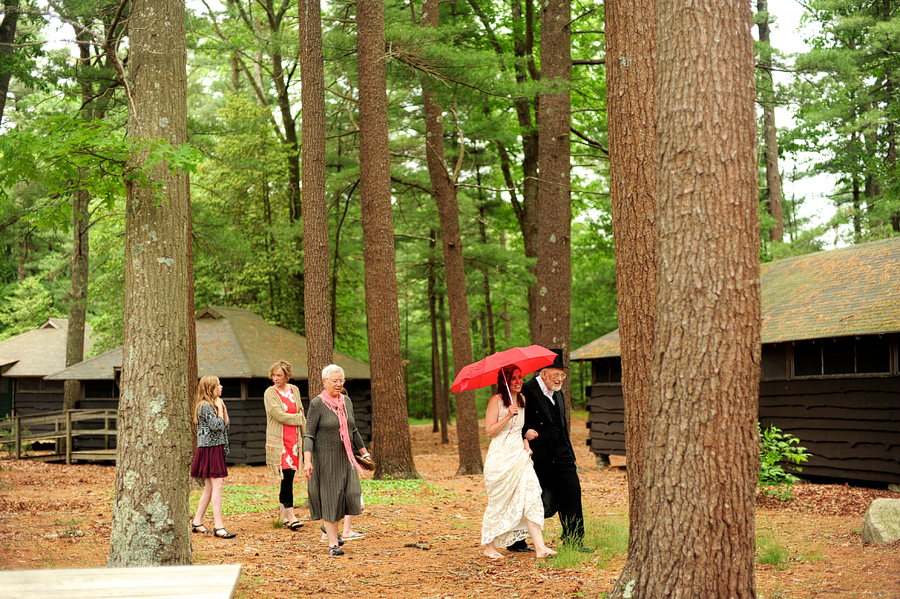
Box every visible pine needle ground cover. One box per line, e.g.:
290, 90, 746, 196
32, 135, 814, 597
1, 415, 898, 598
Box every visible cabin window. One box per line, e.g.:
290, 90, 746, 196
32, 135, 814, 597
220, 378, 242, 398
761, 343, 789, 380
248, 378, 270, 398
856, 335, 891, 374
84, 381, 117, 399
793, 335, 893, 377
592, 358, 622, 384
823, 337, 855, 374
793, 340, 822, 377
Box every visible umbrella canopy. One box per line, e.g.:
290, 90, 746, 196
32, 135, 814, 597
450, 345, 557, 393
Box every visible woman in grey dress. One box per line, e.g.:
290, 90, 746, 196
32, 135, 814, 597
303, 364, 370, 556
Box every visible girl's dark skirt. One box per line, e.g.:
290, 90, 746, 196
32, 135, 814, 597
191, 445, 228, 479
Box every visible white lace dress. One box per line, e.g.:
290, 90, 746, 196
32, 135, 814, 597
480, 401, 544, 547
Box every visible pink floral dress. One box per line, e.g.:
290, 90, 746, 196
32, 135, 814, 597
275, 386, 300, 470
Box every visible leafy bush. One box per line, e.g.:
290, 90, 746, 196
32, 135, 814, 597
0, 423, 32, 455
759, 423, 810, 488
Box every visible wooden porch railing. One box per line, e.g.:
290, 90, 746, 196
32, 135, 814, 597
0, 409, 117, 464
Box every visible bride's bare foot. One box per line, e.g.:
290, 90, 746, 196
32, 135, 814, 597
535, 547, 557, 559
484, 548, 505, 560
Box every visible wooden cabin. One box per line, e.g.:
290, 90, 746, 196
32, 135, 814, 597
0, 319, 94, 419
573, 237, 900, 485
45, 306, 372, 463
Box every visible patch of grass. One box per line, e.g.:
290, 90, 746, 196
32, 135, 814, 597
191, 484, 283, 516
360, 478, 456, 506
541, 514, 628, 571
757, 530, 790, 569
800, 547, 824, 563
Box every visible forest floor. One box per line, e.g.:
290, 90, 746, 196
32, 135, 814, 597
1, 413, 899, 598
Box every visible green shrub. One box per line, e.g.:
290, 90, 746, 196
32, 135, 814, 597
759, 423, 809, 486
0, 423, 31, 455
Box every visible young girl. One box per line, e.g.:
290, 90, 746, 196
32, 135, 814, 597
189, 376, 236, 539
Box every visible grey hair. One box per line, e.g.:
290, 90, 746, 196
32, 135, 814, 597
322, 364, 345, 380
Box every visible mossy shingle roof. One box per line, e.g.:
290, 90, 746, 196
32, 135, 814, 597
46, 306, 370, 380
571, 237, 900, 360
0, 319, 94, 377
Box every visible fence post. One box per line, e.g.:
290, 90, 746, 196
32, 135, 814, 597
65, 410, 72, 465
14, 415, 20, 460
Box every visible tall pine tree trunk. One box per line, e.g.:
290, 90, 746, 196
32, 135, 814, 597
300, 0, 332, 397
64, 29, 94, 415
535, 0, 572, 411
108, 0, 194, 566
605, 0, 657, 593
634, 0, 760, 594
421, 0, 482, 475
357, 0, 418, 479
0, 0, 18, 124
757, 0, 783, 242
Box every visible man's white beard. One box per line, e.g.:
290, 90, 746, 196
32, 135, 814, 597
547, 381, 562, 393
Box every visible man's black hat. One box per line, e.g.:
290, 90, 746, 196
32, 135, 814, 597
544, 348, 568, 370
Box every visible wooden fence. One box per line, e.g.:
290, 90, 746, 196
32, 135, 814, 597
0, 409, 117, 464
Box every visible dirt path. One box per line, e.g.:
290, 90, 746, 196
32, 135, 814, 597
1, 415, 898, 598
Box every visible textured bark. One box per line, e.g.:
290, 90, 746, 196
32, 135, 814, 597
605, 0, 657, 593
0, 0, 18, 124
437, 292, 451, 443
108, 0, 194, 566
300, 0, 332, 398
757, 0, 783, 242
64, 33, 94, 415
421, 0, 481, 476
535, 0, 572, 411
634, 0, 760, 595
428, 233, 449, 442
357, 0, 418, 479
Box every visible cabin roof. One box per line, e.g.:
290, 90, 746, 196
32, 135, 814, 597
571, 237, 900, 361
0, 320, 94, 377
46, 306, 371, 381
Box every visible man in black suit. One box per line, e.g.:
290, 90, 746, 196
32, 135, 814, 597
507, 349, 592, 553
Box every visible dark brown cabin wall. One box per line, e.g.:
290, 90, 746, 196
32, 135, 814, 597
760, 377, 900, 484
586, 385, 625, 456
585, 372, 900, 484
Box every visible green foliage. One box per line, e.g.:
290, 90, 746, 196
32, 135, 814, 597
360, 478, 454, 506
759, 423, 810, 487
0, 276, 64, 341
0, 424, 33, 454
757, 529, 790, 568
541, 514, 628, 571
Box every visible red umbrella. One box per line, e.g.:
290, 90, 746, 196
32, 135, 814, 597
450, 345, 557, 393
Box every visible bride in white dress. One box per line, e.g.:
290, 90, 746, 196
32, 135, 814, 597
480, 365, 557, 559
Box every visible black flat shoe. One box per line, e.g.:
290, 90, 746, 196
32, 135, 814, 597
507, 546, 534, 553
285, 519, 303, 530
190, 521, 210, 534
328, 545, 344, 556
213, 527, 237, 539
575, 546, 594, 553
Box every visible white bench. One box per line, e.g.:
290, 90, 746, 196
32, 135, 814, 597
0, 564, 242, 599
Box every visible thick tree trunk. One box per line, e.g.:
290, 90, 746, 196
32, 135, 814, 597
357, 0, 418, 479
0, 0, 19, 124
64, 32, 94, 415
427, 241, 442, 434
108, 0, 194, 567
634, 0, 760, 595
300, 0, 332, 397
535, 0, 572, 413
605, 0, 657, 593
437, 293, 451, 444
757, 0, 783, 242
421, 0, 482, 475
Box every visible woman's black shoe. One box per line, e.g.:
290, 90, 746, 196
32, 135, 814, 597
213, 527, 237, 539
